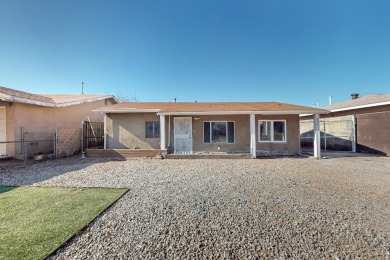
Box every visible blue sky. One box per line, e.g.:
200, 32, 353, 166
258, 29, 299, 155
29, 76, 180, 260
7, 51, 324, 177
0, 0, 389, 107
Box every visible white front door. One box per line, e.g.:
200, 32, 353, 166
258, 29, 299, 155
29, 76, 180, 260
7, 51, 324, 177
0, 107, 6, 156
174, 117, 193, 154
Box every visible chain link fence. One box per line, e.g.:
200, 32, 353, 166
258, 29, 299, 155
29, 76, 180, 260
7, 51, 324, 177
1, 128, 81, 160
1, 121, 104, 160
300, 116, 355, 151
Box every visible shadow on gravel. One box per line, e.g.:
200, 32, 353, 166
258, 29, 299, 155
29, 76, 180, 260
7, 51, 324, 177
0, 155, 113, 186
301, 150, 386, 159
257, 154, 309, 159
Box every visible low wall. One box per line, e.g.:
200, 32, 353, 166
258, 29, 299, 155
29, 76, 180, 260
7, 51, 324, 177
86, 149, 164, 159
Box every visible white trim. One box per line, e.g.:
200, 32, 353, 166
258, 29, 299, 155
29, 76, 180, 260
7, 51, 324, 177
313, 114, 321, 159
250, 114, 256, 158
103, 114, 107, 149
95, 109, 161, 113
160, 115, 166, 150
328, 100, 390, 113
0, 93, 13, 102
258, 120, 287, 143
159, 110, 328, 116
203, 121, 235, 144
168, 115, 171, 147
351, 115, 356, 153
301, 100, 390, 117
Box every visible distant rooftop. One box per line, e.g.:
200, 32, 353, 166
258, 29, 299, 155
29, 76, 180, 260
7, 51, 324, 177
0, 86, 117, 107
322, 94, 390, 112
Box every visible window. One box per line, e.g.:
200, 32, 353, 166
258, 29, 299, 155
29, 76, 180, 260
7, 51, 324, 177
145, 121, 160, 138
259, 120, 286, 142
203, 121, 235, 144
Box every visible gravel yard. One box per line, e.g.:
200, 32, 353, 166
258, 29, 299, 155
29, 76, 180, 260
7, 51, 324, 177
1, 156, 390, 259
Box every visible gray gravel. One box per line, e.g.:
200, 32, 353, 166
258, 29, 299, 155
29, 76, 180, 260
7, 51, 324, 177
1, 156, 390, 259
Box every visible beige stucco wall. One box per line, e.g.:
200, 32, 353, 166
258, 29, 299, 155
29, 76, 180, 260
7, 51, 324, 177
106, 113, 162, 149
106, 113, 300, 154
4, 98, 115, 156
255, 114, 300, 152
182, 115, 250, 153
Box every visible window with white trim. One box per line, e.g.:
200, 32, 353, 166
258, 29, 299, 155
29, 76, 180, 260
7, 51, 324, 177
259, 120, 286, 142
145, 121, 160, 138
204, 121, 235, 144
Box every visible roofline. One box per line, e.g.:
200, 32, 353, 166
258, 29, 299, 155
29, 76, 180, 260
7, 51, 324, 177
158, 110, 328, 115
95, 109, 328, 115
94, 109, 162, 113
0, 93, 13, 102
4, 95, 116, 107
325, 100, 390, 113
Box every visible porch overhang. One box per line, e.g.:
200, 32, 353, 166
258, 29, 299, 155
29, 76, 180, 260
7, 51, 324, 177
157, 110, 328, 116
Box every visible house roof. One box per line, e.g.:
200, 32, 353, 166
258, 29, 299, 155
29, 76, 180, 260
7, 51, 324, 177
0, 86, 118, 107
95, 102, 328, 115
322, 94, 390, 112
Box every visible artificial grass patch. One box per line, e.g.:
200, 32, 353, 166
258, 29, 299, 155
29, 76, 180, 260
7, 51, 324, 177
0, 186, 127, 260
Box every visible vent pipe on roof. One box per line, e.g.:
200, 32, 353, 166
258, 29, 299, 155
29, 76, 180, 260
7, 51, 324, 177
81, 82, 84, 95
351, 93, 359, 99
174, 97, 176, 103
329, 96, 332, 105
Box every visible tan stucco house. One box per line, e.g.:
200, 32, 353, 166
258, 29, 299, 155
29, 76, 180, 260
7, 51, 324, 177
95, 102, 328, 159
0, 86, 118, 157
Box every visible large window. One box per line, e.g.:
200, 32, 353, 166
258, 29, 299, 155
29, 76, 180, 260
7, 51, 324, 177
259, 120, 286, 142
145, 121, 160, 138
204, 121, 235, 144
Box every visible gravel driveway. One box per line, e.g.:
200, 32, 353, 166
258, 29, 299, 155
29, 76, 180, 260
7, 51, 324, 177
1, 156, 390, 259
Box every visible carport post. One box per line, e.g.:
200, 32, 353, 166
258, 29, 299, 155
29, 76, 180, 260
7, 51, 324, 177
103, 113, 107, 149
250, 113, 256, 159
160, 115, 166, 150
313, 114, 321, 159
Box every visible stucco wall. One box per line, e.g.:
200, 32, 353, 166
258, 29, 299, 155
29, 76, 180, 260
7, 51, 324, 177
4, 98, 114, 156
106, 113, 162, 149
181, 115, 250, 153
107, 113, 300, 154
255, 114, 300, 152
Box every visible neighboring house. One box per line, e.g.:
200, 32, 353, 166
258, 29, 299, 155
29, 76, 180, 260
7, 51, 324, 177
0, 86, 118, 158
300, 93, 390, 155
94, 102, 327, 158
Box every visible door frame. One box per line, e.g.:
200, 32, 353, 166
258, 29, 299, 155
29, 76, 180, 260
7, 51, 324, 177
173, 117, 193, 154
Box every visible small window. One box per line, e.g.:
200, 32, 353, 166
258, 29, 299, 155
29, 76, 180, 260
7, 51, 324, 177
259, 120, 286, 142
204, 121, 234, 144
145, 121, 160, 138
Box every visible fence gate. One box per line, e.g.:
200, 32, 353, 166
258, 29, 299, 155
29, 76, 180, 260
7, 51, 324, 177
82, 121, 104, 151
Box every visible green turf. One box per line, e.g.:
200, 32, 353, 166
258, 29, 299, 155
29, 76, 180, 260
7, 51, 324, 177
0, 186, 127, 260
0, 186, 17, 194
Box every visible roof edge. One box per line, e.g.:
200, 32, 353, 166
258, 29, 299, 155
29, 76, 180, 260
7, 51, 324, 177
326, 100, 390, 113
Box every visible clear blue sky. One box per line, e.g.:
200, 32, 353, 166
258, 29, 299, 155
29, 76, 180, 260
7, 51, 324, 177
1, 0, 389, 106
